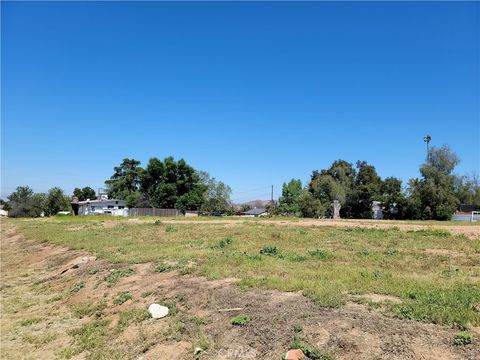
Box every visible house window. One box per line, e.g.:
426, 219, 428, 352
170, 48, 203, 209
116, 201, 118, 204
118, 206, 125, 209
108, 205, 114, 209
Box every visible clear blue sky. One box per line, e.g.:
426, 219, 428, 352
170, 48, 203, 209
1, 1, 479, 202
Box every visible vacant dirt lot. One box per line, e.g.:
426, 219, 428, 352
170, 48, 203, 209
1, 219, 479, 359
128, 217, 480, 239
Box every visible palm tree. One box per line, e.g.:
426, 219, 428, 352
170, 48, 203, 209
423, 135, 432, 161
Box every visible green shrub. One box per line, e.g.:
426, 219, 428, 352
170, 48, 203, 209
153, 262, 173, 273
211, 237, 234, 249
308, 249, 334, 260
72, 301, 106, 318
260, 246, 278, 256
454, 331, 473, 346
114, 292, 132, 305
289, 336, 333, 360
231, 314, 251, 326
105, 268, 134, 287
117, 309, 150, 332
165, 225, 177, 233
70, 282, 85, 293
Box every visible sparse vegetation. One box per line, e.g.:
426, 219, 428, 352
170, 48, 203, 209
116, 309, 150, 332
231, 314, 251, 326
114, 291, 132, 305
18, 317, 43, 327
289, 336, 334, 360
12, 217, 480, 328
105, 269, 134, 287
153, 261, 173, 273
260, 245, 278, 256
454, 331, 473, 346
62, 319, 110, 358
69, 282, 85, 293
72, 301, 107, 318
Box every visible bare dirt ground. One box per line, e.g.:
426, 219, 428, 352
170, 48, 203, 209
1, 220, 478, 360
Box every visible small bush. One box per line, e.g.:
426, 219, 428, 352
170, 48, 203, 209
114, 291, 132, 305
441, 267, 460, 278
211, 237, 234, 249
190, 316, 210, 326
308, 249, 334, 260
72, 301, 106, 318
289, 336, 333, 360
231, 314, 251, 326
386, 249, 400, 256
165, 225, 177, 233
454, 331, 473, 346
105, 268, 134, 287
70, 282, 85, 293
359, 249, 372, 256
88, 268, 99, 275
141, 290, 155, 298
154, 220, 162, 225
395, 306, 414, 320
260, 246, 278, 256
154, 262, 173, 273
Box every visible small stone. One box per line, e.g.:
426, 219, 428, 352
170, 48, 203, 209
285, 349, 306, 360
194, 347, 202, 355
148, 303, 169, 319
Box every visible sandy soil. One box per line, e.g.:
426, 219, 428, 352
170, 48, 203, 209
1, 220, 478, 360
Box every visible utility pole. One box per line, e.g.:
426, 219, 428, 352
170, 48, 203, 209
271, 185, 274, 204
423, 135, 432, 161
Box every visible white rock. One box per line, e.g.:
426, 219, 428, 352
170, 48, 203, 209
148, 303, 169, 319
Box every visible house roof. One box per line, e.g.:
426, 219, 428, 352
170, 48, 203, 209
242, 208, 267, 215
77, 199, 126, 205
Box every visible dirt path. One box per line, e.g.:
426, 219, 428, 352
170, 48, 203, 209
1, 220, 478, 359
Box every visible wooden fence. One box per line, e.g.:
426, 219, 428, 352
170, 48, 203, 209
128, 208, 182, 217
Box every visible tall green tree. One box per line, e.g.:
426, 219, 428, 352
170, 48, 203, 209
105, 159, 143, 200
278, 179, 303, 215
413, 145, 460, 220
73, 186, 97, 201
140, 157, 207, 210
7, 186, 46, 217
342, 161, 383, 219
45, 187, 70, 216
380, 177, 407, 219
200, 177, 232, 215
454, 174, 480, 208
298, 190, 325, 218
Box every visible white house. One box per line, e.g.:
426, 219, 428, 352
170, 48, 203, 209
77, 199, 128, 216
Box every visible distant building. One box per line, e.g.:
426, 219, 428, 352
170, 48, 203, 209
76, 198, 128, 216
0, 209, 8, 217
372, 201, 384, 220
241, 208, 268, 217
453, 204, 480, 222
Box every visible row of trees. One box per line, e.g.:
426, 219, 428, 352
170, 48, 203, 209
5, 186, 71, 218
3, 156, 234, 218
4, 146, 478, 220
104, 157, 233, 214
278, 145, 480, 220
